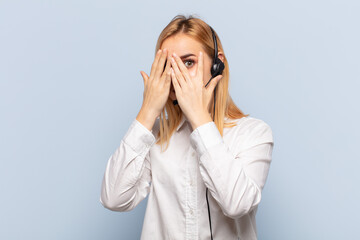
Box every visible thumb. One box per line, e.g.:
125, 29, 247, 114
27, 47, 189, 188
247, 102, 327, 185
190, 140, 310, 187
209, 75, 223, 91
140, 71, 149, 85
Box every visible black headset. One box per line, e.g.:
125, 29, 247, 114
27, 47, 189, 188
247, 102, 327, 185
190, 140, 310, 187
172, 25, 224, 240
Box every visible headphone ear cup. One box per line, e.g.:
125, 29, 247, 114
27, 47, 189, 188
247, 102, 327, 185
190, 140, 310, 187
211, 57, 225, 77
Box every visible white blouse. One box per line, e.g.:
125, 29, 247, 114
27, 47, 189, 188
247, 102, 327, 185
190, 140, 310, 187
100, 114, 274, 240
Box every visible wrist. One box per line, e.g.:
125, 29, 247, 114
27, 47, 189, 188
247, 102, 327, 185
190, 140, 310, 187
136, 107, 159, 131
189, 111, 212, 131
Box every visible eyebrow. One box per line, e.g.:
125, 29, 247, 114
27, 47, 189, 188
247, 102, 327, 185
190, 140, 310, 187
179, 53, 196, 59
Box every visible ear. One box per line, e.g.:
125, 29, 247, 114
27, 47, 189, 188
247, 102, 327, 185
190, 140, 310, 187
217, 51, 225, 63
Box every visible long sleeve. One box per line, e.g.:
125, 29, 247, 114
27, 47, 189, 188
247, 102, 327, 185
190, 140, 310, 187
189, 119, 274, 219
100, 118, 156, 212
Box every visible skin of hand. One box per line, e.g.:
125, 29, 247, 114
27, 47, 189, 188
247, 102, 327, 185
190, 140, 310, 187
139, 48, 172, 118
170, 50, 223, 130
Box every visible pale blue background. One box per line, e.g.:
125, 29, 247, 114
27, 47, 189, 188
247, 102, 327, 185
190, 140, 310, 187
1, 0, 359, 239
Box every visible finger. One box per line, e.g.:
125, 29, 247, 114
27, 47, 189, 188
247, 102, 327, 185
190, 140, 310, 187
155, 48, 168, 80
171, 67, 182, 90
170, 56, 186, 88
161, 54, 171, 80
150, 49, 163, 77
164, 66, 172, 87
172, 53, 191, 81
197, 51, 204, 80
140, 70, 149, 85
207, 75, 223, 92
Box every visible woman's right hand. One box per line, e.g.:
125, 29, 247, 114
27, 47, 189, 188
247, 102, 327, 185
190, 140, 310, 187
139, 48, 171, 118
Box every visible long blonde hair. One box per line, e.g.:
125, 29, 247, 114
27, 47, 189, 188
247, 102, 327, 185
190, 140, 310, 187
154, 14, 250, 152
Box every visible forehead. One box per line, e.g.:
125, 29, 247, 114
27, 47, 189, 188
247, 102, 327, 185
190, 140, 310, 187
161, 33, 204, 56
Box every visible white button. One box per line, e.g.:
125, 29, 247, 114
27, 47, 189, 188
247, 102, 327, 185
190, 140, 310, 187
190, 209, 193, 215
190, 180, 193, 186
191, 152, 195, 157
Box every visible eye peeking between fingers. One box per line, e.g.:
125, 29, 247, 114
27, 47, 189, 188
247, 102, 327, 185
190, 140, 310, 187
184, 59, 195, 68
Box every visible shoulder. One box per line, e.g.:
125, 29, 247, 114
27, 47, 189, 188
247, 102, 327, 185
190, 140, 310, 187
226, 116, 274, 144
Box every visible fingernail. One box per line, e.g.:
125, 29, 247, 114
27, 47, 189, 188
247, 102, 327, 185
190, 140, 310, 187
172, 52, 177, 57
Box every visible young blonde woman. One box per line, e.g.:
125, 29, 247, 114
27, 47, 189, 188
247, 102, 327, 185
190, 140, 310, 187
100, 14, 274, 240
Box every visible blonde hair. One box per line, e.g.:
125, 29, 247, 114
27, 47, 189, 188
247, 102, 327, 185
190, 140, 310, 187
154, 14, 250, 152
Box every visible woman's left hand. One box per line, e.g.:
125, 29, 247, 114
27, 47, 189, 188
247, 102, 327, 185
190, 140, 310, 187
170, 51, 223, 126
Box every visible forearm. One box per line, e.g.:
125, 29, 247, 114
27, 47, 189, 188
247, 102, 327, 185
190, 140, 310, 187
136, 106, 159, 132
100, 119, 155, 211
